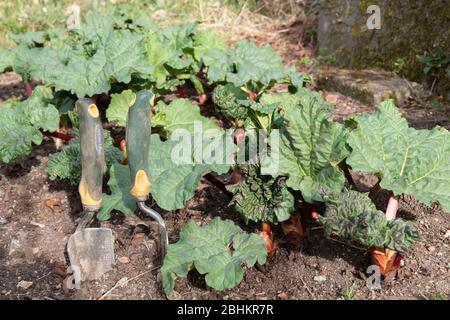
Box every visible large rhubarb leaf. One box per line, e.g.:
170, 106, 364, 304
227, 40, 287, 87
0, 86, 59, 163
202, 40, 302, 90
148, 134, 232, 211
8, 16, 152, 98
143, 32, 176, 89
262, 88, 348, 202
347, 100, 450, 213
161, 217, 267, 295
97, 163, 136, 221
50, 29, 151, 97
0, 50, 14, 72
259, 92, 301, 113
10, 31, 46, 46
152, 99, 218, 136
106, 90, 136, 126
192, 30, 227, 62
202, 48, 231, 83
160, 23, 197, 53
319, 190, 419, 252
227, 165, 295, 223
46, 128, 122, 184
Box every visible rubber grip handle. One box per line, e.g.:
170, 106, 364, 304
76, 98, 104, 211
126, 90, 154, 201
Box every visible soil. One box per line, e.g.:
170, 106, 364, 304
1, 24, 449, 301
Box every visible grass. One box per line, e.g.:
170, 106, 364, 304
0, 0, 307, 47
337, 282, 358, 300
420, 292, 447, 300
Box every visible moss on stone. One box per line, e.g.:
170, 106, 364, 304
318, 0, 450, 95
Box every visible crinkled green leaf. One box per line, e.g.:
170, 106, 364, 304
202, 48, 232, 83
319, 190, 419, 252
97, 163, 136, 221
148, 134, 232, 211
262, 88, 348, 202
9, 18, 152, 98
160, 23, 197, 53
152, 99, 218, 136
46, 128, 122, 184
227, 165, 295, 223
0, 86, 59, 163
212, 84, 248, 121
0, 50, 14, 72
226, 40, 287, 87
161, 217, 267, 296
143, 32, 176, 88
259, 92, 301, 113
52, 29, 151, 97
106, 90, 136, 126
10, 31, 46, 46
347, 100, 450, 213
193, 30, 227, 61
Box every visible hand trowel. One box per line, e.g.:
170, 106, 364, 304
65, 98, 115, 289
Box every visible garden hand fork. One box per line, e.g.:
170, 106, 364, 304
126, 90, 168, 261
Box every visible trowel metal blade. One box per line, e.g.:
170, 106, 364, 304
67, 228, 115, 283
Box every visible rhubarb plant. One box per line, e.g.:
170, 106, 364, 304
202, 40, 307, 94
347, 100, 450, 213
0, 86, 59, 163
148, 134, 232, 211
161, 217, 267, 296
262, 88, 349, 202
319, 190, 419, 252
227, 165, 295, 223
46, 128, 123, 184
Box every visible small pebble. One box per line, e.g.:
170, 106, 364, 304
325, 94, 338, 105
313, 275, 327, 283
444, 230, 450, 239
0, 216, 7, 225
17, 280, 33, 290
118, 256, 130, 264
427, 246, 436, 252
278, 292, 289, 300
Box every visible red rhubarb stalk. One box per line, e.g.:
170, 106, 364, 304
371, 193, 401, 276
198, 94, 208, 105
385, 194, 399, 221
248, 91, 257, 101
119, 139, 128, 165
43, 130, 73, 142
24, 82, 33, 97
260, 222, 274, 254
177, 86, 186, 98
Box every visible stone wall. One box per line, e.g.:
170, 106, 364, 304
317, 0, 450, 94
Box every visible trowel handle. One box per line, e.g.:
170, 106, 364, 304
76, 98, 104, 211
125, 90, 155, 201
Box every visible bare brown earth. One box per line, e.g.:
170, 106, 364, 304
0, 43, 449, 300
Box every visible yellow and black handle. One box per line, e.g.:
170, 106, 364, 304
76, 98, 104, 212
125, 90, 154, 201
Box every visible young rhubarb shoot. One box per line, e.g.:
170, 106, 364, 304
177, 86, 186, 98
119, 139, 128, 165
310, 210, 319, 221
372, 194, 401, 275
386, 194, 399, 221
198, 93, 208, 105
371, 248, 402, 276
24, 82, 33, 97
260, 222, 274, 255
